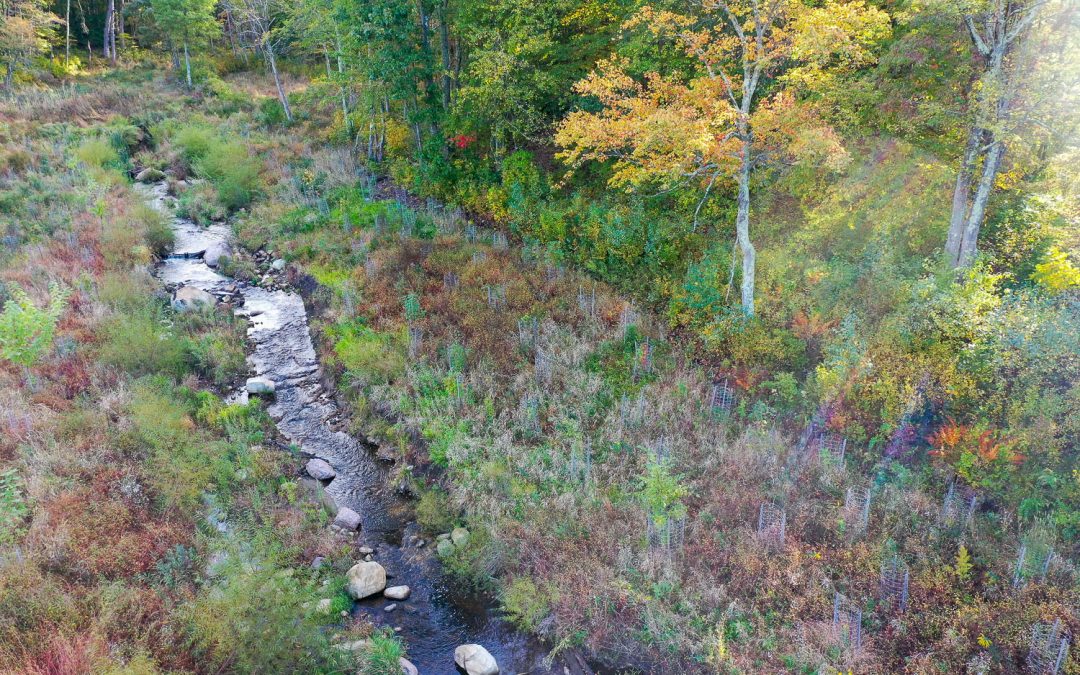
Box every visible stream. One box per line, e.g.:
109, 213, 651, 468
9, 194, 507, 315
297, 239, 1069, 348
144, 181, 602, 675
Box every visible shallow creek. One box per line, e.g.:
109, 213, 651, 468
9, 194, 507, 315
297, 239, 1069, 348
144, 182, 602, 674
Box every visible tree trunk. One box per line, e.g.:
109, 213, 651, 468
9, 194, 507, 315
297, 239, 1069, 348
65, 0, 71, 66
955, 140, 1005, 268
945, 126, 985, 266
335, 30, 350, 134
265, 42, 293, 122
736, 133, 756, 317
439, 0, 452, 109
183, 41, 192, 88
103, 0, 114, 62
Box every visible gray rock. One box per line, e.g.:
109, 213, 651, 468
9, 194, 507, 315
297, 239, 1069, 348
333, 507, 362, 531
332, 639, 370, 654
204, 242, 232, 268
135, 167, 166, 183
451, 527, 471, 548
271, 258, 287, 271
384, 585, 411, 600
454, 644, 499, 675
315, 598, 334, 614
399, 657, 419, 675
172, 285, 216, 312
358, 546, 374, 555
345, 561, 386, 599
384, 603, 397, 612
245, 376, 276, 396
305, 458, 336, 480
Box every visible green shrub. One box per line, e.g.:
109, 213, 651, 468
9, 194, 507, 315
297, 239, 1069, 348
99, 309, 187, 378
501, 576, 555, 633
0, 283, 70, 380
187, 328, 248, 386
0, 469, 29, 545
330, 322, 405, 385
75, 138, 120, 168
138, 204, 175, 256
173, 125, 216, 164
416, 487, 455, 533
194, 142, 262, 211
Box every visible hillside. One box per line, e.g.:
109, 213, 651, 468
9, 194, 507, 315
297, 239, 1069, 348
2, 1, 1079, 673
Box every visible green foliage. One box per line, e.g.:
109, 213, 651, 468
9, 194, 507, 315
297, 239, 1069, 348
0, 469, 29, 545
402, 292, 423, 322
501, 576, 555, 633
954, 544, 973, 582
329, 320, 405, 385
415, 487, 456, 533
74, 138, 121, 169
360, 630, 405, 675
1031, 246, 1080, 294
98, 308, 187, 379
193, 141, 262, 211
0, 283, 69, 375
639, 461, 688, 526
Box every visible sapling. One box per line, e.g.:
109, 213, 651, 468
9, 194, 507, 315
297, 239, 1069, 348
0, 282, 71, 386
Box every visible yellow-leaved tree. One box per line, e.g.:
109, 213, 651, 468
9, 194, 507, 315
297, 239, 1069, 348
556, 0, 890, 316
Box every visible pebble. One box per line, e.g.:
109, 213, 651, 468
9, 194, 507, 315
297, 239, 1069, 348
359, 546, 374, 555
384, 603, 398, 612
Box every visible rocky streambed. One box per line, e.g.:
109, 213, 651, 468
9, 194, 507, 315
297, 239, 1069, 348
144, 180, 602, 675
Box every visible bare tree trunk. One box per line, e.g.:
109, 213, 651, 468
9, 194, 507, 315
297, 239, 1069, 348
103, 0, 114, 62
183, 41, 192, 88
335, 30, 350, 134
438, 0, 451, 109
945, 126, 985, 266
735, 132, 756, 317
65, 0, 71, 66
265, 42, 293, 121
956, 140, 1005, 267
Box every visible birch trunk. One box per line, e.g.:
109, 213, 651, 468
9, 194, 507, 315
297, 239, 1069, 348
183, 41, 192, 88
735, 132, 756, 317
265, 42, 293, 122
945, 126, 985, 266
956, 140, 1005, 268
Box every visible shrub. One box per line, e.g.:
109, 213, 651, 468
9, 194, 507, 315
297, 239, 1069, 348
0, 469, 29, 545
98, 310, 187, 379
194, 143, 262, 211
330, 322, 405, 385
501, 577, 554, 633
172, 125, 216, 165
75, 139, 120, 169
0, 283, 70, 382
415, 487, 455, 533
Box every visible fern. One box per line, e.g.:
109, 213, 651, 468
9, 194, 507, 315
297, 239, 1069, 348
955, 544, 973, 581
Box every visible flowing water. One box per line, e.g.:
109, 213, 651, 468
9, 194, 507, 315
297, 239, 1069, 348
145, 182, 604, 675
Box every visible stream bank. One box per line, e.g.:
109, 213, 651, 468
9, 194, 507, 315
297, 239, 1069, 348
145, 180, 605, 675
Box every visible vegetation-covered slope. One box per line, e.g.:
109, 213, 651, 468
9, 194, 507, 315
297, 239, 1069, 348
1, 0, 1079, 672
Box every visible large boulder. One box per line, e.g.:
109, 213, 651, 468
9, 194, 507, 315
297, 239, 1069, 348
172, 286, 216, 312
204, 242, 232, 268
246, 376, 276, 396
333, 507, 362, 531
135, 167, 166, 183
454, 644, 499, 675
345, 561, 386, 599
305, 458, 336, 481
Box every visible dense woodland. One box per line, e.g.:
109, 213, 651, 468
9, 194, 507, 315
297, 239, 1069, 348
1, 0, 1079, 672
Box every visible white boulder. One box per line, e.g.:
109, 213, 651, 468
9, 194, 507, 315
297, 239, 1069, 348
172, 286, 216, 312
305, 458, 336, 480
345, 561, 386, 599
333, 507, 362, 531
384, 585, 411, 600
204, 242, 232, 268
399, 657, 419, 675
454, 644, 499, 675
245, 376, 276, 396
451, 527, 471, 548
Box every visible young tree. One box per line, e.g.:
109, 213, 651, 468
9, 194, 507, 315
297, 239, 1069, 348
556, 0, 889, 316
149, 0, 218, 87
945, 0, 1080, 269
224, 0, 294, 121
0, 0, 60, 88
0, 283, 70, 386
